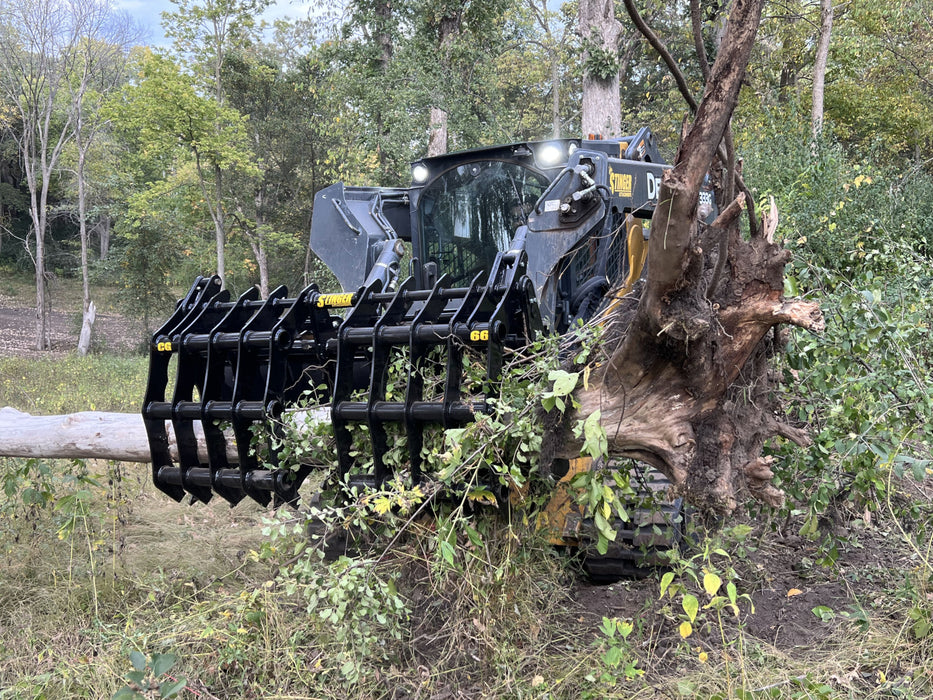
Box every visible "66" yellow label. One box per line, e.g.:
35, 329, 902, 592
470, 329, 489, 342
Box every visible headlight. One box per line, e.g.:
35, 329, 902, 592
536, 143, 564, 168
411, 163, 430, 183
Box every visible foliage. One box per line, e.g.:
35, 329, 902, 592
112, 651, 186, 700
732, 119, 933, 547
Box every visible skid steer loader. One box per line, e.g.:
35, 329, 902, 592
142, 128, 714, 579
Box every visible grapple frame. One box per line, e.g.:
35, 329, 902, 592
142, 242, 541, 508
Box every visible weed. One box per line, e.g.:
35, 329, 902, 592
112, 652, 186, 700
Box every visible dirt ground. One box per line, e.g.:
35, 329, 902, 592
573, 524, 890, 644
0, 290, 140, 358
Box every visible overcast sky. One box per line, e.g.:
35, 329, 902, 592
115, 0, 318, 47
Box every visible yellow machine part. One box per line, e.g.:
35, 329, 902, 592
537, 456, 592, 545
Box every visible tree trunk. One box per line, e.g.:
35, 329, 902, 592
77, 300, 96, 356
214, 162, 227, 289
0, 407, 217, 463
550, 44, 561, 138
76, 132, 95, 356
579, 0, 622, 138
98, 216, 111, 260
427, 10, 462, 157
427, 106, 449, 157
0, 407, 326, 464
552, 0, 824, 514
28, 196, 50, 352
811, 0, 833, 140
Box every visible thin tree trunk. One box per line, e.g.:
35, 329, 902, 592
811, 0, 833, 140
28, 190, 50, 351
76, 132, 95, 356
550, 45, 561, 138
214, 163, 226, 289
427, 11, 461, 157
98, 216, 111, 260
428, 106, 449, 157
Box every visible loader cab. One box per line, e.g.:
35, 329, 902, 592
408, 141, 578, 287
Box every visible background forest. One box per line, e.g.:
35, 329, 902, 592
0, 0, 932, 698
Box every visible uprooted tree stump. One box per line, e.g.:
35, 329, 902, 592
554, 0, 824, 514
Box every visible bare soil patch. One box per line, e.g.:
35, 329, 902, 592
571, 514, 924, 674
0, 292, 141, 358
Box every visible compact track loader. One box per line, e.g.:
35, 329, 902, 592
142, 129, 714, 579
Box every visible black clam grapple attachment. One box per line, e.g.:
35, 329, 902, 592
142, 237, 541, 507
143, 128, 702, 579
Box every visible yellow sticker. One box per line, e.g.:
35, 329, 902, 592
469, 329, 490, 342
610, 171, 633, 197
156, 341, 173, 352
316, 292, 354, 308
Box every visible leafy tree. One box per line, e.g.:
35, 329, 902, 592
0, 0, 85, 349
161, 0, 271, 288
65, 12, 141, 354
825, 0, 933, 159
112, 51, 257, 291
221, 45, 329, 295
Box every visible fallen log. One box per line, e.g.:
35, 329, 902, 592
0, 406, 329, 464
0, 406, 197, 463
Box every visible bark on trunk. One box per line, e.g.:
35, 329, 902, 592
554, 0, 824, 514
428, 106, 449, 157
579, 0, 622, 138
76, 134, 94, 357
77, 300, 96, 356
427, 10, 462, 157
98, 216, 111, 260
0, 408, 187, 463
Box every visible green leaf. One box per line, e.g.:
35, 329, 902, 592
129, 650, 147, 672
548, 370, 579, 396
659, 571, 675, 599
150, 653, 175, 677
159, 678, 188, 698
125, 671, 146, 686
682, 594, 699, 623
604, 645, 623, 667
439, 540, 455, 567
593, 510, 617, 541
111, 689, 141, 700
581, 411, 607, 460
703, 572, 722, 597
